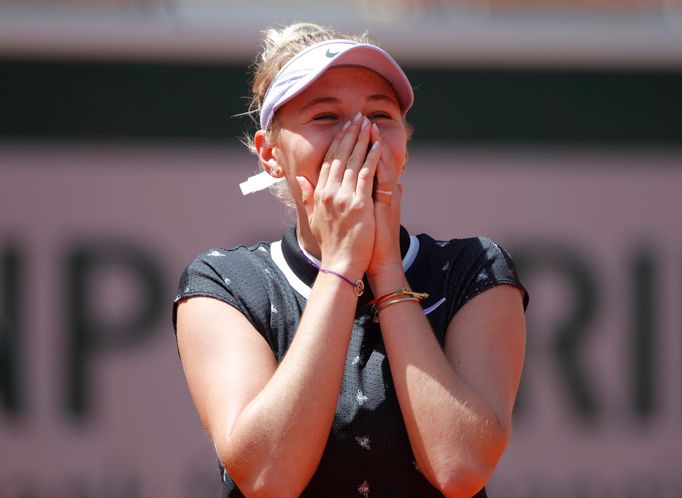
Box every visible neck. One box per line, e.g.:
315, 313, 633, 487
295, 209, 321, 260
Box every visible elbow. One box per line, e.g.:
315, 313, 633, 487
437, 460, 496, 498
217, 444, 308, 498
431, 424, 511, 498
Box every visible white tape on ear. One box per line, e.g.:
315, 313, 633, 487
239, 171, 285, 195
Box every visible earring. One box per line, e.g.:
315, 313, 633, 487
272, 167, 282, 178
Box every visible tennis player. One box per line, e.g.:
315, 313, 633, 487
173, 22, 528, 498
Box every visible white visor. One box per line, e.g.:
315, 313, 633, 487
259, 39, 414, 131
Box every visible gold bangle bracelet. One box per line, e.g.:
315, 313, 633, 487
368, 287, 429, 307
372, 296, 420, 323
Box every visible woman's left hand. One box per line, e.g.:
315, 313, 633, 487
366, 123, 403, 280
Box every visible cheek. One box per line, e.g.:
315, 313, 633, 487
393, 144, 408, 168
384, 133, 408, 170
375, 120, 406, 146
290, 135, 335, 183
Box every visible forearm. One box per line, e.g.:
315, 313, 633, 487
220, 273, 358, 495
370, 271, 509, 497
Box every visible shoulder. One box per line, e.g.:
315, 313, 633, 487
415, 233, 510, 264
188, 242, 272, 270
416, 232, 514, 264
173, 241, 278, 327
413, 232, 528, 311
180, 242, 273, 288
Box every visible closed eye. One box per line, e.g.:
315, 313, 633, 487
312, 113, 337, 121
369, 112, 392, 121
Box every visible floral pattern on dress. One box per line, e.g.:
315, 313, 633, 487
355, 435, 371, 450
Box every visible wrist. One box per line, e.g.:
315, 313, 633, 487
367, 262, 407, 296
318, 258, 366, 284
316, 267, 365, 297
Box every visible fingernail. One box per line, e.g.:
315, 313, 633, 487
343, 120, 351, 130
361, 117, 370, 130
372, 123, 379, 132
354, 111, 363, 122
371, 141, 381, 150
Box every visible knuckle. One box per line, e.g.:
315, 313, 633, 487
351, 199, 367, 212
320, 190, 334, 205
335, 195, 350, 211
358, 168, 372, 180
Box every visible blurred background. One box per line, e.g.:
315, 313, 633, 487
1, 1, 682, 497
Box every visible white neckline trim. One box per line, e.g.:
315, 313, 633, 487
270, 240, 313, 299
297, 239, 321, 267
403, 235, 419, 271
270, 235, 421, 300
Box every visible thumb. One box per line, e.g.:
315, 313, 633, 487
296, 176, 314, 216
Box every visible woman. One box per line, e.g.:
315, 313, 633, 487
173, 22, 528, 498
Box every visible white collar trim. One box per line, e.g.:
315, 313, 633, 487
270, 240, 312, 299
270, 235, 421, 300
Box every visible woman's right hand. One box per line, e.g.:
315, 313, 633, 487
296, 112, 381, 280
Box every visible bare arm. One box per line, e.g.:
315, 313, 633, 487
371, 268, 526, 498
176, 272, 359, 496
176, 114, 381, 496
365, 122, 525, 497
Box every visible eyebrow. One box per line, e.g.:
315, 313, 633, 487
299, 96, 339, 113
299, 93, 398, 113
367, 94, 399, 105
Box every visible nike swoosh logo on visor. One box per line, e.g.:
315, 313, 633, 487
326, 49, 340, 58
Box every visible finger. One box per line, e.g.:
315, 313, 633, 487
326, 112, 364, 188
374, 134, 396, 186
356, 140, 381, 200
370, 121, 381, 143
317, 119, 351, 191
373, 181, 394, 206
296, 176, 314, 219
342, 116, 372, 187
394, 183, 404, 206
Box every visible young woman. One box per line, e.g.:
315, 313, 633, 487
173, 22, 528, 498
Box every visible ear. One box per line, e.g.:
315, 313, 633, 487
255, 130, 285, 179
